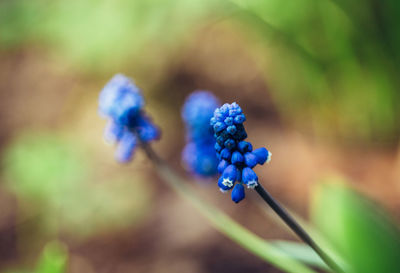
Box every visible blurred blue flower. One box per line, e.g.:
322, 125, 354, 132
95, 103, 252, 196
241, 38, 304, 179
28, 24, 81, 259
99, 74, 160, 163
211, 102, 271, 203
182, 141, 219, 177
181, 91, 220, 177
99, 74, 144, 126
115, 130, 137, 162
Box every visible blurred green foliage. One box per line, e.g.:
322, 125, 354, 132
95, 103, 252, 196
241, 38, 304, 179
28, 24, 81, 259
3, 132, 88, 200
312, 181, 400, 273
0, 0, 217, 71
4, 241, 68, 273
2, 132, 152, 237
34, 241, 67, 273
272, 240, 328, 270
231, 0, 400, 142
1, 0, 399, 142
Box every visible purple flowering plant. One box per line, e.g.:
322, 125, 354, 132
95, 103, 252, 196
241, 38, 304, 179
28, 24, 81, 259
98, 74, 343, 273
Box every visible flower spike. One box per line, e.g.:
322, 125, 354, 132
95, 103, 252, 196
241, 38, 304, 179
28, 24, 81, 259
212, 102, 271, 203
181, 91, 220, 177
99, 74, 160, 162
212, 103, 343, 271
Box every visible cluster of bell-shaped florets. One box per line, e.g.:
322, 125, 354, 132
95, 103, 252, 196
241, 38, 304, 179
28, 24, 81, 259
181, 91, 220, 177
99, 74, 160, 162
211, 102, 271, 203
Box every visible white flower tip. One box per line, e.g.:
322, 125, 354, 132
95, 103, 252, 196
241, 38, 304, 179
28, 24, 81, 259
247, 181, 258, 189
266, 152, 272, 164
222, 178, 233, 187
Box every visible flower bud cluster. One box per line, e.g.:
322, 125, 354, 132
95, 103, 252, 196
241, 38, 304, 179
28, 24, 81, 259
99, 74, 160, 162
211, 103, 271, 203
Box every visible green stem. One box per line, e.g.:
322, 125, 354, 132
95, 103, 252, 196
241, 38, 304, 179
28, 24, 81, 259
140, 142, 317, 273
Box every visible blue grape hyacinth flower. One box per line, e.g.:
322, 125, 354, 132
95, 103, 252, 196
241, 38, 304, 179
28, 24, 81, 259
181, 91, 220, 177
99, 74, 160, 162
211, 102, 271, 203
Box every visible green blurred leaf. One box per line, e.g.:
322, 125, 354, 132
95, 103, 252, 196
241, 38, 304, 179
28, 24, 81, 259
254, 198, 348, 271
229, 0, 400, 142
312, 181, 400, 273
3, 132, 89, 202
35, 241, 68, 273
2, 131, 152, 237
2, 241, 67, 273
271, 240, 328, 270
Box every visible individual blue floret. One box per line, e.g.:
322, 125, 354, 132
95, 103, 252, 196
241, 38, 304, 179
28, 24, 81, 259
218, 176, 234, 192
221, 164, 238, 187
252, 147, 271, 165
217, 160, 229, 174
136, 114, 160, 142
231, 151, 244, 165
99, 74, 160, 163
242, 167, 258, 189
244, 152, 258, 168
104, 120, 125, 144
231, 183, 245, 203
115, 130, 137, 163
181, 91, 220, 177
212, 102, 271, 203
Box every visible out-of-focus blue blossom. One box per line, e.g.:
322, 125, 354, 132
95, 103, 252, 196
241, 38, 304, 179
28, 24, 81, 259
182, 141, 219, 177
99, 74, 160, 163
181, 91, 220, 177
212, 102, 271, 203
115, 130, 137, 162
104, 120, 125, 144
136, 114, 160, 142
182, 91, 220, 142
99, 74, 144, 126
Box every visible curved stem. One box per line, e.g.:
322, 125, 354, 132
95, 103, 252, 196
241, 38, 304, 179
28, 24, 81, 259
255, 184, 344, 273
139, 141, 317, 273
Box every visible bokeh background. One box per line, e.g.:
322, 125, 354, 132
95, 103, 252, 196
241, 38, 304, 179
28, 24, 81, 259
1, 0, 400, 272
